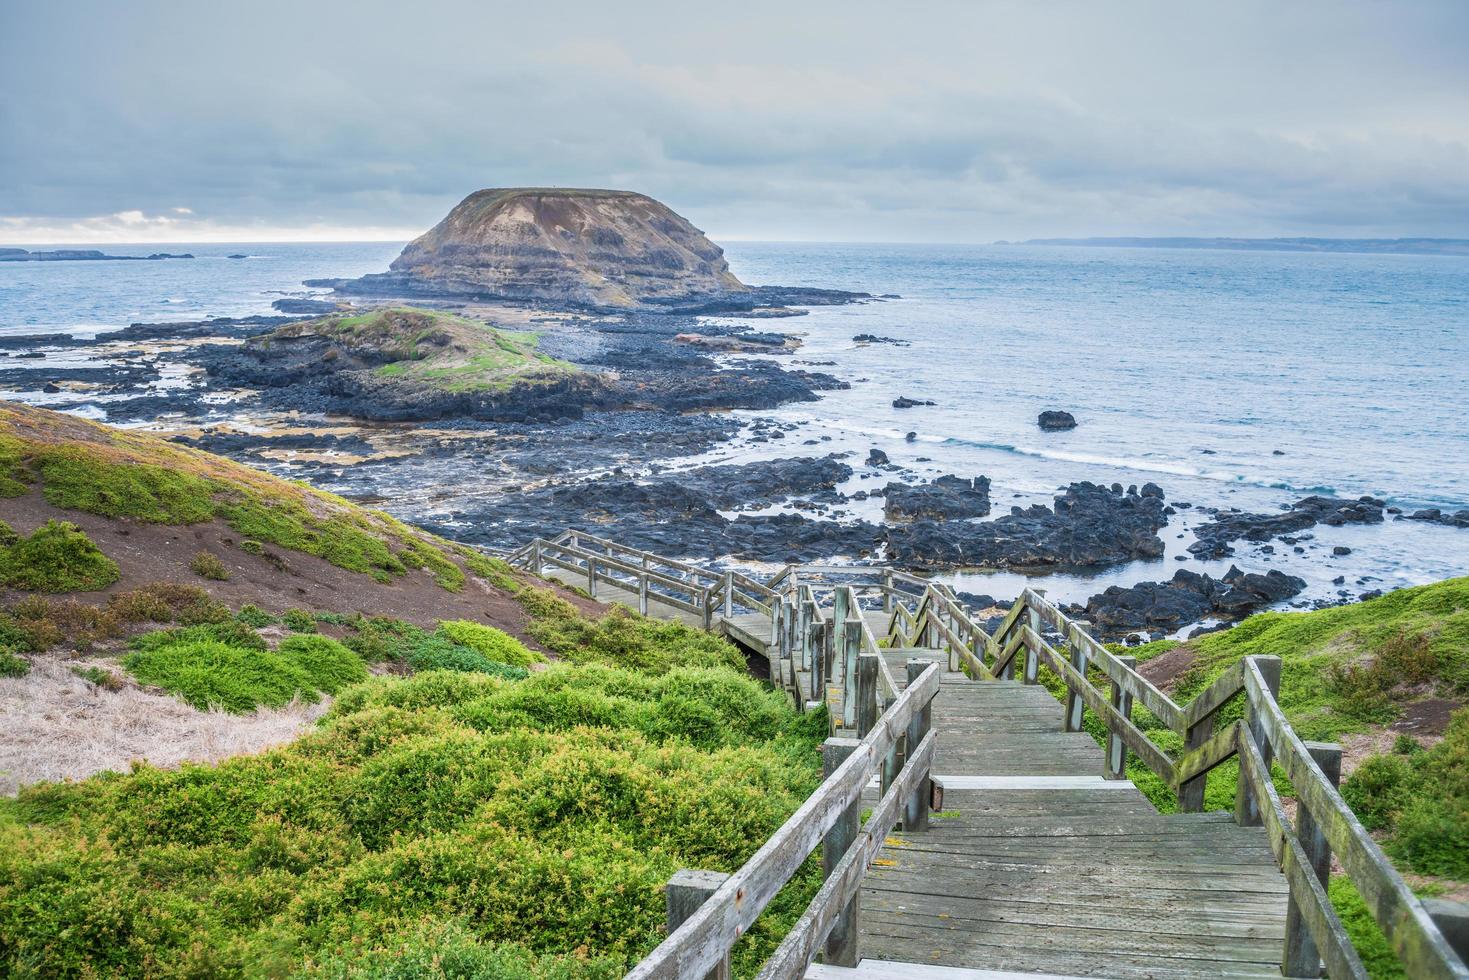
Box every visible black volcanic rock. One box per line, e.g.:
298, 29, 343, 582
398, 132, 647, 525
1189, 494, 1385, 558
893, 396, 935, 409
1071, 565, 1307, 638
1038, 410, 1077, 431
883, 476, 991, 521
1405, 507, 1469, 529
883, 481, 1168, 569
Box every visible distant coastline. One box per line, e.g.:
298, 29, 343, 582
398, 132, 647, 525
1004, 236, 1469, 257
0, 247, 195, 262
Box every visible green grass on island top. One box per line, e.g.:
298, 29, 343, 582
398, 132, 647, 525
264, 307, 577, 393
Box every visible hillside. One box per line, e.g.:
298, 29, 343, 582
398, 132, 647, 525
0, 400, 827, 978
322, 188, 750, 309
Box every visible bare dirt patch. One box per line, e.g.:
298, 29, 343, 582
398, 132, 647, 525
1137, 642, 1199, 691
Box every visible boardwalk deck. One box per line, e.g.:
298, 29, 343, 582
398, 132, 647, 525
857, 650, 1290, 978
513, 534, 1466, 980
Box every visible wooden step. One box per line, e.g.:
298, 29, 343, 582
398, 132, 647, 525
808, 960, 1109, 980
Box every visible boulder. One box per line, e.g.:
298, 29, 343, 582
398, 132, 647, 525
883, 476, 992, 521
1038, 410, 1077, 431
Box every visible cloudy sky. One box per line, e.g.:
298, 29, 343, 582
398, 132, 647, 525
3, 0, 1467, 243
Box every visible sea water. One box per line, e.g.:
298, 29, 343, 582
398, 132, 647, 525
2, 240, 1466, 607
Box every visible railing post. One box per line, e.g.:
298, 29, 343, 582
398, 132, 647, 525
832, 589, 849, 669
723, 571, 734, 619
841, 621, 861, 728
1236, 655, 1282, 826
665, 869, 732, 980
639, 556, 650, 614
798, 600, 812, 671
812, 622, 827, 693
903, 660, 933, 832
883, 570, 894, 613
702, 587, 713, 629
1064, 621, 1090, 733
856, 650, 879, 737
532, 540, 544, 576
1023, 593, 1042, 684
1282, 742, 1342, 978
1107, 654, 1136, 780
822, 737, 863, 968
1177, 712, 1214, 813
587, 556, 597, 597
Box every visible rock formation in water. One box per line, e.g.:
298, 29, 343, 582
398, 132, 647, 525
309, 188, 751, 310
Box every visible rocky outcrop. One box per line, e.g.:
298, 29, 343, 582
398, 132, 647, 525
883, 476, 991, 521
1038, 410, 1077, 431
1069, 565, 1307, 638
883, 481, 1168, 569
1404, 507, 1469, 529
1189, 494, 1385, 558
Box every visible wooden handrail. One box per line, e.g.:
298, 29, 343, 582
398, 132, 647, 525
627, 663, 942, 980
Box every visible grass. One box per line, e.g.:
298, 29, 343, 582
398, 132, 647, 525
0, 597, 825, 978
0, 520, 120, 593
123, 638, 321, 712
0, 402, 528, 594
265, 307, 577, 394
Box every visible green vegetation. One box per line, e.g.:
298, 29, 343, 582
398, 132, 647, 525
70, 665, 123, 691
0, 596, 824, 979
522, 588, 744, 675
263, 307, 577, 395
0, 402, 529, 594
283, 608, 318, 633
1343, 715, 1469, 879
436, 619, 546, 668
276, 636, 370, 694
0, 520, 120, 593
0, 650, 28, 678
123, 639, 321, 712
190, 549, 231, 581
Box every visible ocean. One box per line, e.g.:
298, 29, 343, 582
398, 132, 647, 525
2, 240, 1466, 609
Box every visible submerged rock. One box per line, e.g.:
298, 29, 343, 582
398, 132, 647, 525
892, 396, 935, 409
1038, 410, 1077, 431
1189, 494, 1385, 558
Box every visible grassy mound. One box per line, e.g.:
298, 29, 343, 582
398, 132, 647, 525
0, 605, 824, 978
436, 619, 546, 668
0, 519, 119, 593
0, 402, 520, 592
264, 307, 577, 394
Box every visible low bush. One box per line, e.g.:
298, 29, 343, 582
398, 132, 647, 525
283, 608, 318, 633
436, 619, 545, 668
277, 635, 369, 694
236, 603, 276, 627
1, 599, 825, 978
407, 636, 530, 680
130, 619, 267, 652
0, 649, 29, 678
522, 592, 743, 675
0, 520, 120, 593
71, 665, 124, 690
123, 640, 319, 712
189, 550, 230, 581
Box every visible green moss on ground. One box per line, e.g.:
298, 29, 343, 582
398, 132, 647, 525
436, 620, 546, 668
0, 597, 825, 979
0, 520, 120, 593
0, 402, 527, 594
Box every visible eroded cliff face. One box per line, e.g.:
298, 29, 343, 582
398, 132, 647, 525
386, 188, 748, 308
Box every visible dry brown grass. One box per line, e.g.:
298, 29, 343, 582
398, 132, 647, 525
0, 656, 328, 795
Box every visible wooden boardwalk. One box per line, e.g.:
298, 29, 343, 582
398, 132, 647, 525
510, 531, 1468, 980
853, 651, 1289, 979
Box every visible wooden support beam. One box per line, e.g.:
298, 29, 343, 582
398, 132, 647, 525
1284, 741, 1343, 978
1236, 655, 1281, 826
1107, 654, 1136, 779
856, 652, 879, 738
666, 869, 732, 980
904, 660, 933, 832
822, 738, 863, 968
1063, 622, 1089, 733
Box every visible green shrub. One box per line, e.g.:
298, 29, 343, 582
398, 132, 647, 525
301, 920, 622, 980
123, 639, 319, 712
283, 608, 318, 633
71, 665, 123, 690
0, 519, 17, 547
0, 520, 120, 593
240, 539, 264, 555
277, 635, 368, 694
130, 620, 267, 652
524, 598, 743, 675
189, 550, 230, 581
436, 620, 545, 668
236, 603, 276, 627
408, 637, 529, 679
1342, 754, 1411, 831
0, 649, 29, 678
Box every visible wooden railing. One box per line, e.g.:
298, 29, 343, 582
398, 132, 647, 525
886, 582, 1469, 979
626, 661, 942, 980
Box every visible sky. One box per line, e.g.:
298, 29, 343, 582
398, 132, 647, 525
2, 0, 1468, 244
